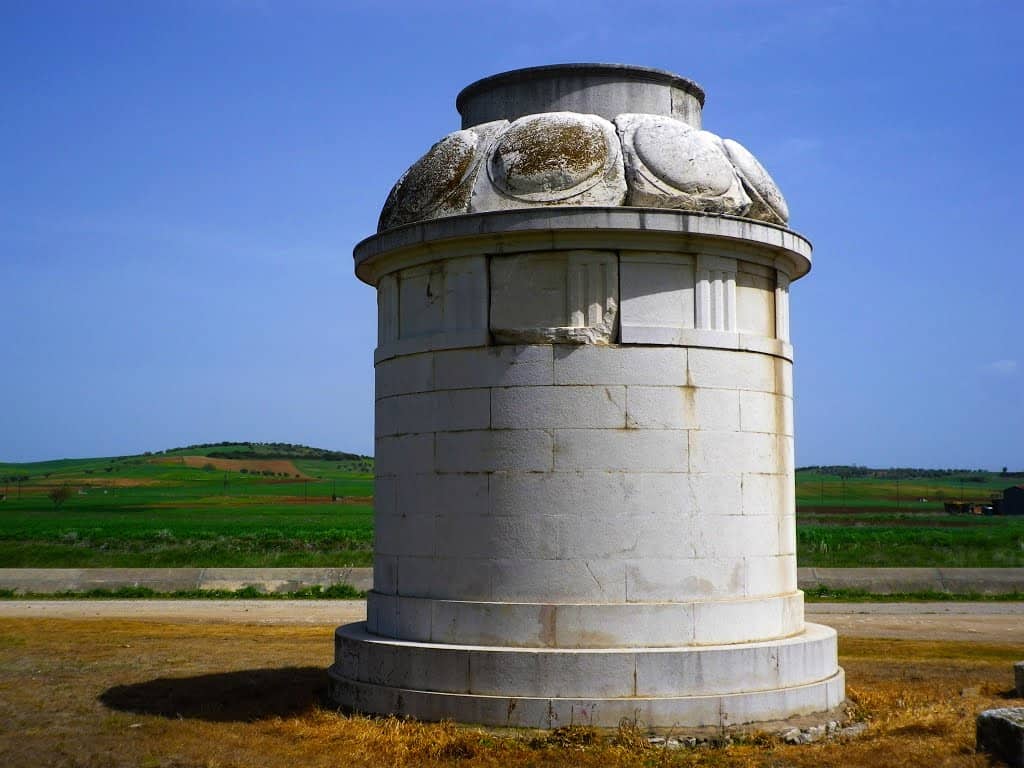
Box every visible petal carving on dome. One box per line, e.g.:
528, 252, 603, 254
615, 114, 750, 216
470, 112, 626, 211
720, 138, 789, 225
378, 120, 507, 231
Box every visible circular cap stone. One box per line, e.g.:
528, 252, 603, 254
456, 63, 705, 129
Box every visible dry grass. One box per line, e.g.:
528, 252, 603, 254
0, 618, 1019, 767
151, 455, 311, 478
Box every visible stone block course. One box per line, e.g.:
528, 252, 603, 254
742, 473, 795, 517
375, 353, 433, 398
746, 554, 798, 596
554, 346, 688, 386
373, 556, 397, 595
436, 429, 553, 472
382, 511, 436, 558
687, 348, 776, 391
625, 557, 746, 602
420, 557, 495, 601
490, 558, 628, 603
435, 513, 561, 560
375, 388, 491, 436
692, 515, 781, 559
492, 385, 626, 429
374, 434, 435, 475
554, 428, 688, 471
434, 345, 553, 390
487, 470, 694, 519
689, 430, 781, 475
625, 386, 688, 429
739, 390, 791, 435
690, 473, 743, 516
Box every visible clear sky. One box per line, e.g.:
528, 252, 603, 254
2, 1, 1022, 468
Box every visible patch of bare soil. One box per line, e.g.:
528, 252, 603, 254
13, 478, 162, 495
808, 607, 1024, 644
798, 507, 981, 526
152, 455, 311, 479
0, 616, 1020, 767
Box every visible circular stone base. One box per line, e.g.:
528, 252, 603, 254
328, 622, 844, 729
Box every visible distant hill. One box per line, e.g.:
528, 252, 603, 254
796, 465, 1023, 481
0, 442, 372, 477
159, 441, 370, 463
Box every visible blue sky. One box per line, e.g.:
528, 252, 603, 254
2, 1, 1022, 468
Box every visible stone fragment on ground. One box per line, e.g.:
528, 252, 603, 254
644, 720, 864, 749
976, 708, 1024, 768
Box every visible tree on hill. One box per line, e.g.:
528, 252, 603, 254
47, 484, 72, 509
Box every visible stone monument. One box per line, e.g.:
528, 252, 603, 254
329, 63, 844, 729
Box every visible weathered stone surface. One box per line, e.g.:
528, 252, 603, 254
721, 138, 789, 225
470, 112, 626, 212
378, 120, 506, 231
616, 113, 750, 214
977, 708, 1024, 768
1016, 661, 1024, 696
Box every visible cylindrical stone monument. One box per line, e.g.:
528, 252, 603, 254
330, 63, 844, 729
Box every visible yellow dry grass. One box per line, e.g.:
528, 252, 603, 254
0, 618, 1020, 767
151, 455, 311, 478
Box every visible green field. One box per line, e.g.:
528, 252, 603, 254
795, 467, 1024, 567
1, 450, 1022, 568
0, 443, 374, 567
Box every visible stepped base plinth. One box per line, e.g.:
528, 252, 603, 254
328, 622, 844, 729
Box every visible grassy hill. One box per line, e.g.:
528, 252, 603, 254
0, 443, 375, 568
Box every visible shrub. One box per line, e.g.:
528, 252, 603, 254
48, 485, 73, 509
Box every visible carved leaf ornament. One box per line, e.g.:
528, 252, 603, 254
379, 112, 788, 231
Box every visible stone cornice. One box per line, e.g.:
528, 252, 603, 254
354, 207, 812, 285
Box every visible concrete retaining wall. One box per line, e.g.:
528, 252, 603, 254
0, 567, 1020, 596
0, 567, 374, 595
798, 567, 1024, 595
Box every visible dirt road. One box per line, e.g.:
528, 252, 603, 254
808, 601, 1023, 643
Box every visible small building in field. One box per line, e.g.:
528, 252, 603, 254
944, 501, 996, 515
1003, 486, 1024, 515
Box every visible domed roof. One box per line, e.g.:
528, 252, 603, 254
378, 65, 789, 232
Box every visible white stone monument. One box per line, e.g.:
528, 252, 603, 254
329, 63, 844, 729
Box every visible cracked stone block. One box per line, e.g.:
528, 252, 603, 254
977, 708, 1024, 768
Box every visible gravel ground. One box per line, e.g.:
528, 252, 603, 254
0, 600, 1020, 642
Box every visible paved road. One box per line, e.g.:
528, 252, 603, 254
1, 600, 1020, 643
